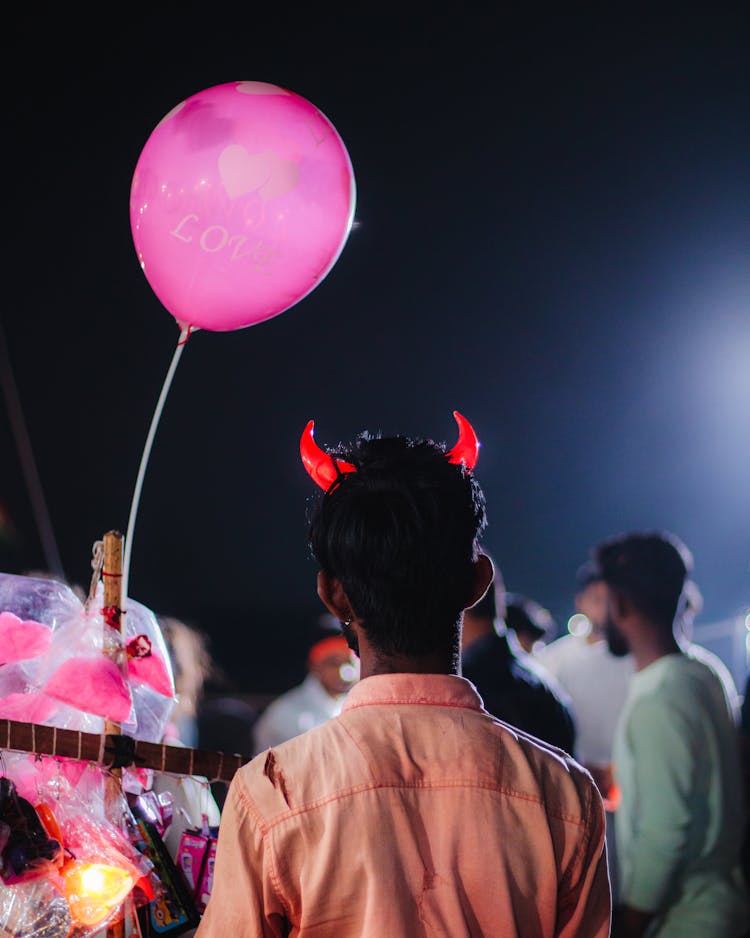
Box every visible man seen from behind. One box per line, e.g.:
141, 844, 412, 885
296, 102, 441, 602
197, 413, 611, 937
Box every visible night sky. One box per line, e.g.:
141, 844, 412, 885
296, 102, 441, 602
2, 9, 748, 695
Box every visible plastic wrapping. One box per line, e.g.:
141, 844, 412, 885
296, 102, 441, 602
0, 572, 177, 741
120, 596, 177, 743
0, 574, 82, 631
33, 584, 133, 724
0, 572, 195, 936
0, 754, 159, 936
0, 876, 73, 938
0, 611, 52, 664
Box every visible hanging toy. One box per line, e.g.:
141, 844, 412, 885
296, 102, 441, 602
0, 777, 64, 885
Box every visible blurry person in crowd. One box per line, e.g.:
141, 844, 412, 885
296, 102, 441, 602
536, 561, 635, 902
505, 591, 556, 653
461, 564, 577, 754
595, 530, 748, 938
160, 615, 217, 748
197, 690, 258, 756
251, 617, 359, 753
152, 616, 222, 857
197, 416, 610, 937
536, 562, 635, 799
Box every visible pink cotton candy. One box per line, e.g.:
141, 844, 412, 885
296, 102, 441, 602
0, 692, 57, 723
44, 656, 132, 722
128, 654, 174, 698
0, 611, 52, 664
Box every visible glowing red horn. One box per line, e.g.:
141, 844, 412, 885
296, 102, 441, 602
300, 420, 357, 490
445, 411, 480, 470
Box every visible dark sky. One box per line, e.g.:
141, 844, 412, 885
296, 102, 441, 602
2, 9, 749, 694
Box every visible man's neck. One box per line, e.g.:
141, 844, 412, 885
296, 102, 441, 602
358, 639, 459, 680
631, 626, 681, 672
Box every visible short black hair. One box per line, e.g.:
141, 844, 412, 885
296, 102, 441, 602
308, 432, 487, 657
592, 530, 692, 629
504, 593, 555, 641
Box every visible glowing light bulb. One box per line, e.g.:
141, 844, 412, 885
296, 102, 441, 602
63, 861, 134, 926
81, 866, 108, 892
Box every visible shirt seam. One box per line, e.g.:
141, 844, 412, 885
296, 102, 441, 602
234, 778, 293, 920
559, 775, 595, 897
250, 779, 589, 830
342, 698, 481, 713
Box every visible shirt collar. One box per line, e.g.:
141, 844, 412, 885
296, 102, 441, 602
341, 672, 484, 713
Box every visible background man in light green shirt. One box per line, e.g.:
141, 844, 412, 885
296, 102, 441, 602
592, 530, 748, 938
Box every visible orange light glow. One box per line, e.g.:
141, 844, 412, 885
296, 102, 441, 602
63, 860, 135, 926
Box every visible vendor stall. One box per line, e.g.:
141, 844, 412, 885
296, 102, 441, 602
0, 532, 247, 938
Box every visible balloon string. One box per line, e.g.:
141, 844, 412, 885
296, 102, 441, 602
121, 326, 191, 607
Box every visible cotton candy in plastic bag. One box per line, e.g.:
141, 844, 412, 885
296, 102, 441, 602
120, 596, 177, 743
31, 584, 133, 726
0, 573, 99, 730
0, 572, 177, 741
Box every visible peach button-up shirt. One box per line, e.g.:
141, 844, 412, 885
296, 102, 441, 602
197, 673, 611, 938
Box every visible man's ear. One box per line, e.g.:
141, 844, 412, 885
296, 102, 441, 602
609, 588, 631, 624
317, 571, 355, 622
465, 552, 494, 609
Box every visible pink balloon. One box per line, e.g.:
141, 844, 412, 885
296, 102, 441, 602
130, 81, 356, 332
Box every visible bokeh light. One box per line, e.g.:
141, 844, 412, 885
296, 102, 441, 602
567, 614, 592, 638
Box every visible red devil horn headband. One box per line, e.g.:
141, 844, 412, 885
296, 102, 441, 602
300, 411, 480, 491
445, 411, 480, 469
300, 421, 357, 490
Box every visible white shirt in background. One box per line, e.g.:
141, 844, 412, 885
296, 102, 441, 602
252, 673, 347, 753
535, 634, 634, 765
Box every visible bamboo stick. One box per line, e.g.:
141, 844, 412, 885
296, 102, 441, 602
102, 529, 125, 738
101, 531, 126, 938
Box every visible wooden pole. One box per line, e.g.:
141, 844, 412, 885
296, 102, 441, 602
102, 529, 125, 739
102, 530, 126, 938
